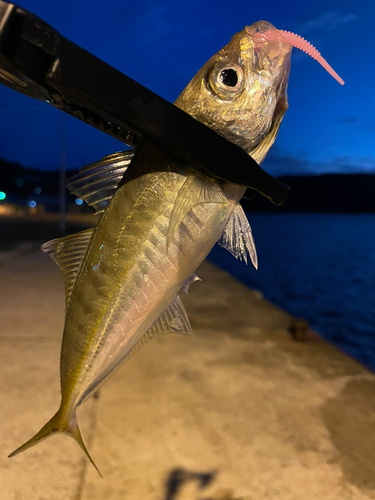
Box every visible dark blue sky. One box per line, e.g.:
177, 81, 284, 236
0, 0, 373, 175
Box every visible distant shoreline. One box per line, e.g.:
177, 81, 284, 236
242, 173, 375, 213
1, 158, 375, 214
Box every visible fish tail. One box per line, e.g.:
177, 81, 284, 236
8, 410, 61, 458
8, 410, 101, 476
67, 416, 102, 477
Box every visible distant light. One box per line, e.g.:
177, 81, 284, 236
75, 198, 84, 206
34, 187, 42, 194
29, 200, 37, 208
0, 191, 6, 200
15, 178, 24, 188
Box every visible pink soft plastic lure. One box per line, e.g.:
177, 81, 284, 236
279, 30, 344, 85
256, 28, 344, 85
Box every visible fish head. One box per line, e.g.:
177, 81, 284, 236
175, 21, 292, 162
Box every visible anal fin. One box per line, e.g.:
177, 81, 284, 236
42, 228, 94, 309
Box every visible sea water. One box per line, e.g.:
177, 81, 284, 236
208, 213, 375, 371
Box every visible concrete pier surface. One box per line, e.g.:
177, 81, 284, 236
1, 246, 375, 500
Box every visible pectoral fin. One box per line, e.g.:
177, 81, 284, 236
219, 204, 258, 269
167, 176, 228, 247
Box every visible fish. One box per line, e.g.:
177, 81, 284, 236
9, 21, 343, 471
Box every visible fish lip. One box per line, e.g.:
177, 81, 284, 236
245, 20, 286, 45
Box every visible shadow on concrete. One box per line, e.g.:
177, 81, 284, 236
163, 468, 244, 500
321, 378, 375, 491
163, 467, 216, 500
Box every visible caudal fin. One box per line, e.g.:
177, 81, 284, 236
67, 416, 102, 477
8, 410, 61, 458
8, 410, 101, 476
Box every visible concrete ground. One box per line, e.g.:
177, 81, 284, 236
1, 246, 375, 500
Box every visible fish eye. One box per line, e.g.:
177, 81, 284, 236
220, 68, 238, 87
208, 61, 244, 99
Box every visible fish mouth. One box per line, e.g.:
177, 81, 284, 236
174, 21, 293, 204
246, 20, 288, 45
205, 21, 292, 155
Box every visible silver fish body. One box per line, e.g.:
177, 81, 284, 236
61, 145, 245, 415
9, 21, 293, 468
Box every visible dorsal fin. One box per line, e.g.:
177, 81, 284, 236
41, 229, 94, 309
218, 203, 258, 269
66, 151, 134, 219
167, 175, 228, 247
